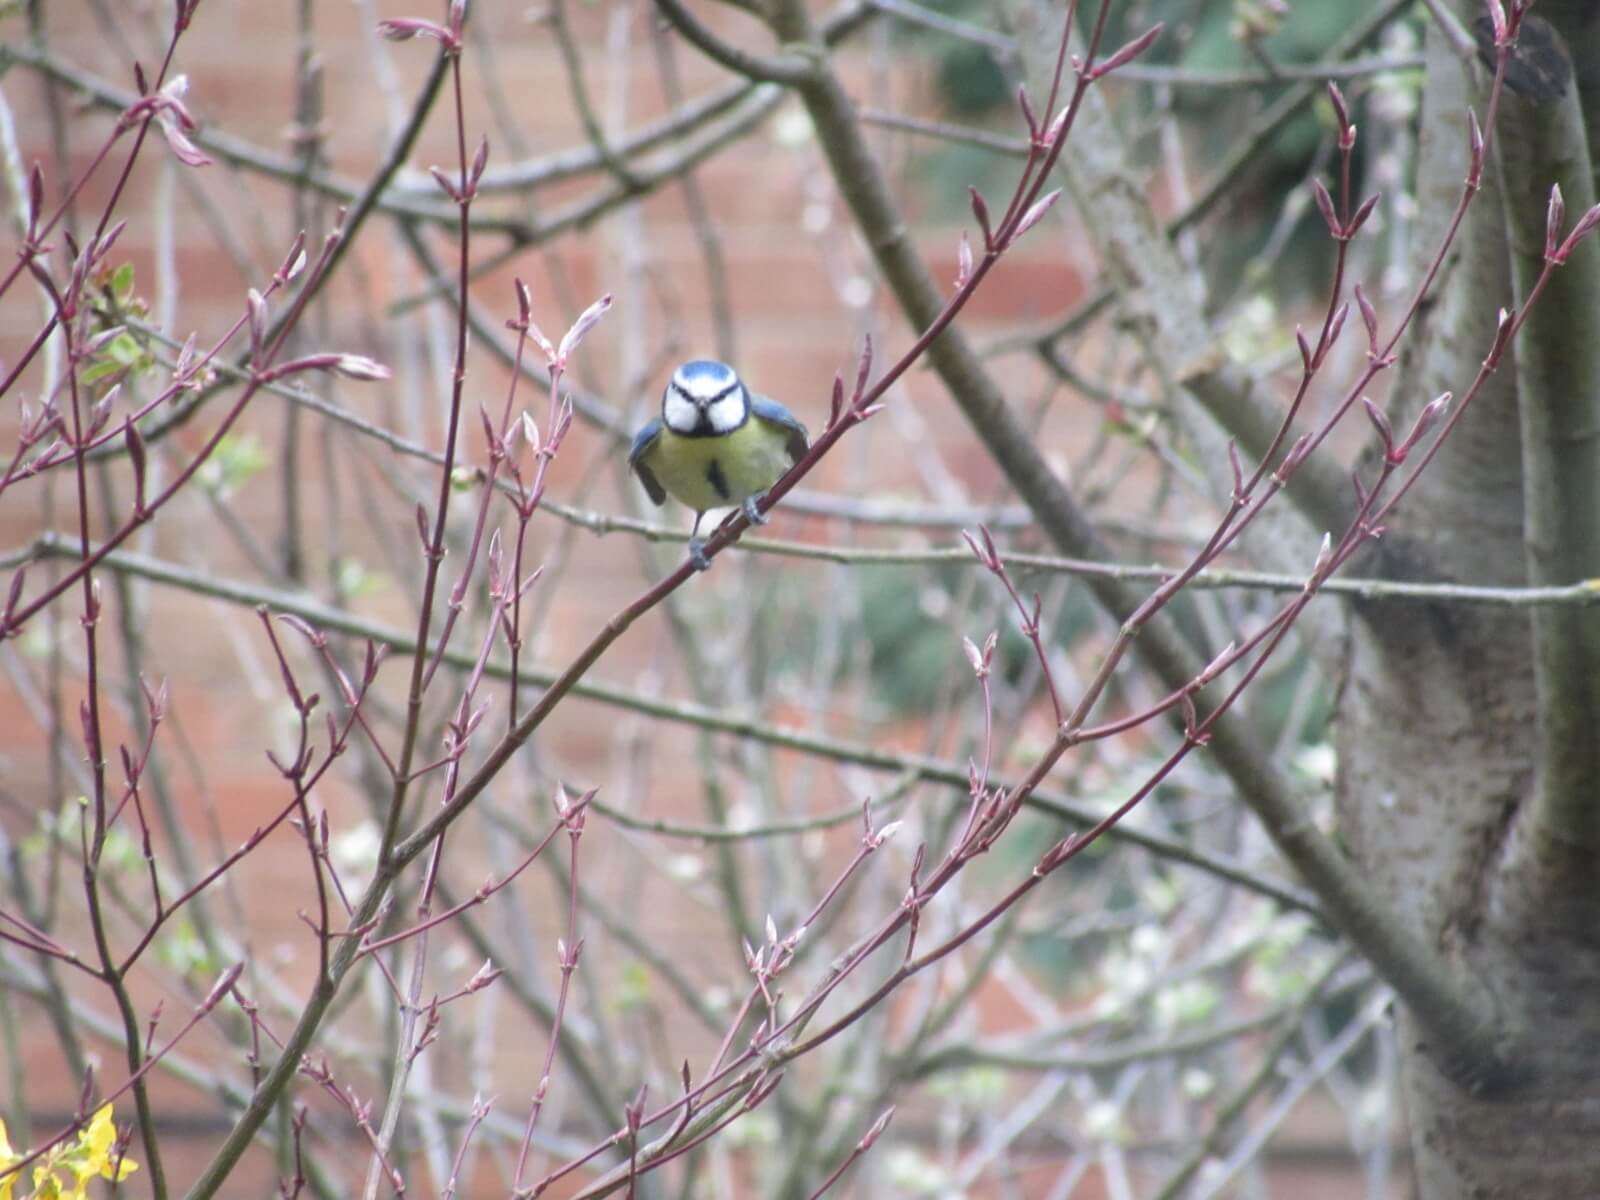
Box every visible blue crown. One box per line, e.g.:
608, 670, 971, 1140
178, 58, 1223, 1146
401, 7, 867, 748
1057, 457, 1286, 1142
674, 360, 738, 387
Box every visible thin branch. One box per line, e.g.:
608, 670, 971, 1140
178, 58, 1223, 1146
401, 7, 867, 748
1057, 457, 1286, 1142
1153, 952, 1372, 1200
915, 969, 1370, 1075
869, 0, 1015, 52
858, 108, 1030, 155
654, 0, 820, 86
17, 537, 1326, 918
1109, 52, 1425, 87
588, 773, 918, 842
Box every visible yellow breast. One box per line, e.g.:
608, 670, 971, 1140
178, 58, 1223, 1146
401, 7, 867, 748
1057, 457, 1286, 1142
641, 420, 795, 512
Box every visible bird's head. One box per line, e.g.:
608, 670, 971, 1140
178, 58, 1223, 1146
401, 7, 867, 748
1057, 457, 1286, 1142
662, 360, 748, 436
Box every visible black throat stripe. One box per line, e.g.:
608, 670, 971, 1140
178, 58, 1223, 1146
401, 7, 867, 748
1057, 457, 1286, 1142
705, 458, 731, 502
685, 411, 747, 438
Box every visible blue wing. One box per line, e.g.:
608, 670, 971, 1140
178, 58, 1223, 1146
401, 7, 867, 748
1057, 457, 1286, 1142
628, 419, 667, 505
750, 396, 809, 464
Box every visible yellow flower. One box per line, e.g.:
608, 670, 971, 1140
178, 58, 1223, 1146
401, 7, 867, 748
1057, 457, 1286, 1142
41, 1153, 78, 1196
30, 1163, 63, 1199
0, 1105, 139, 1200
74, 1106, 139, 1188
83, 1110, 114, 1161
0, 1117, 19, 1200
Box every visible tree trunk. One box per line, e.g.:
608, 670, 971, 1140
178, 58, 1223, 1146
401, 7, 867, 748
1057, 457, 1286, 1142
1336, 7, 1600, 1193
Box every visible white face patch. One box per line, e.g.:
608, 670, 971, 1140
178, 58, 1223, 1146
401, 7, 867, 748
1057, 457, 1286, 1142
662, 386, 699, 433
704, 387, 746, 434
662, 361, 748, 435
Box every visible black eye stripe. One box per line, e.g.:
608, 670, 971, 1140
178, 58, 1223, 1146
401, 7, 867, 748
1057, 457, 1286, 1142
671, 381, 740, 405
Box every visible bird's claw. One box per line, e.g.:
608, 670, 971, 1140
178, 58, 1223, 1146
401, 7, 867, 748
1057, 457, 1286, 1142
688, 538, 713, 572
742, 495, 769, 526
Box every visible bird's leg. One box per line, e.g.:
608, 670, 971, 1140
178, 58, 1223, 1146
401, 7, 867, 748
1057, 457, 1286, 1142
688, 511, 712, 571
741, 493, 769, 526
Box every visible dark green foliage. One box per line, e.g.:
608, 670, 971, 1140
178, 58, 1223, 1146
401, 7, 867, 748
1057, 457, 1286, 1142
936, 40, 1010, 116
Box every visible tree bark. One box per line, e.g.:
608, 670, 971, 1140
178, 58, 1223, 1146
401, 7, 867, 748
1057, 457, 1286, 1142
1338, 7, 1600, 1194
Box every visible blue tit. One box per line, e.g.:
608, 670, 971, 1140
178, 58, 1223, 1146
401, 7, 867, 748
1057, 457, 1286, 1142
629, 360, 809, 571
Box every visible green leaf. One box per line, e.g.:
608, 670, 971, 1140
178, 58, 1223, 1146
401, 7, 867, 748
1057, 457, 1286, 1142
198, 432, 271, 496
109, 261, 135, 300
78, 358, 124, 387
